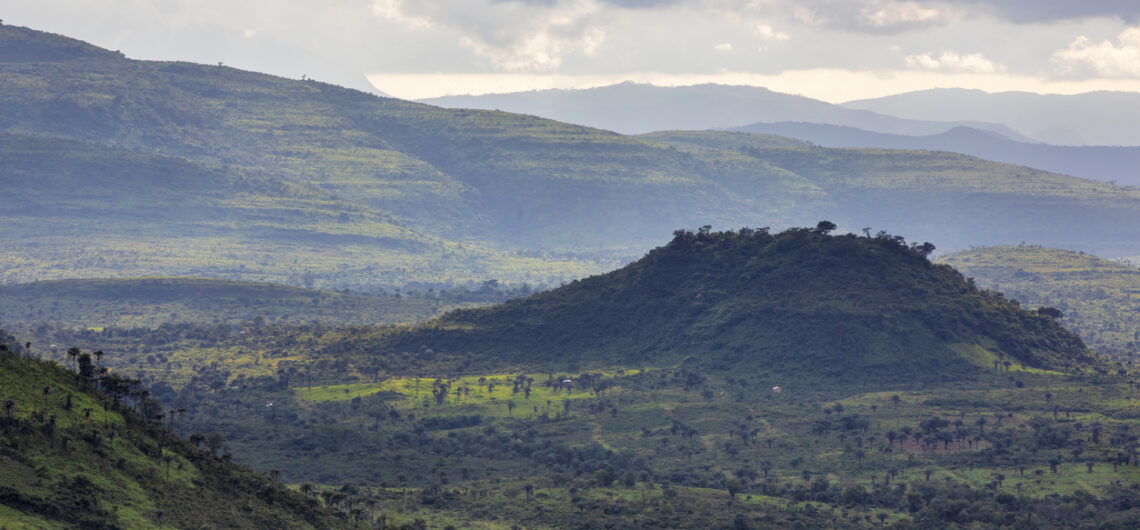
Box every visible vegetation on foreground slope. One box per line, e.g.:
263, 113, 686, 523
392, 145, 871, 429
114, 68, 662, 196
0, 331, 348, 529
942, 246, 1140, 363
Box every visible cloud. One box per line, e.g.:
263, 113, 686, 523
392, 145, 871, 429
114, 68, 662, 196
371, 0, 608, 71
937, 0, 1140, 24
775, 1, 960, 34
862, 2, 953, 28
713, 42, 733, 51
755, 24, 790, 42
372, 0, 434, 29
904, 51, 1003, 73
1052, 27, 1140, 77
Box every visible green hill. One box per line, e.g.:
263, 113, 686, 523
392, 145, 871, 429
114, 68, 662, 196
4, 24, 1140, 289
348, 227, 1095, 382
940, 246, 1140, 363
0, 331, 347, 529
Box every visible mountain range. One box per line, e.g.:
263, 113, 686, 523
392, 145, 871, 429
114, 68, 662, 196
731, 122, 1140, 187
419, 82, 1033, 139
843, 88, 1140, 146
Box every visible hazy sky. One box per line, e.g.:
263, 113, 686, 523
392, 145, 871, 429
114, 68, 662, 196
7, 0, 1140, 101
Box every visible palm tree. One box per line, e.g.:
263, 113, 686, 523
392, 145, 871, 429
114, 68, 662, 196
66, 347, 80, 371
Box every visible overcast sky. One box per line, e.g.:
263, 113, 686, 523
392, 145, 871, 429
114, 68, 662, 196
7, 0, 1140, 102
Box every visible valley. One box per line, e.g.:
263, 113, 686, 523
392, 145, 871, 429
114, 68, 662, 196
4, 17, 1140, 530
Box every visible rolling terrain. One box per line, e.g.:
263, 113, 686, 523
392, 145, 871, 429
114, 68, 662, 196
13, 228, 1139, 528
5, 24, 1140, 291
0, 277, 503, 331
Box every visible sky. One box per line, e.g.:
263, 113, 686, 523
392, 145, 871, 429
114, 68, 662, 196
7, 0, 1140, 102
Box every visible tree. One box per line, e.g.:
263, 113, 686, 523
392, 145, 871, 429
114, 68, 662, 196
815, 220, 837, 235
206, 433, 225, 456
1037, 307, 1064, 320
725, 477, 742, 500
66, 347, 80, 371
760, 461, 773, 480
2, 398, 14, 419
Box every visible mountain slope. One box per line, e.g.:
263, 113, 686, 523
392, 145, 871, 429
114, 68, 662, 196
0, 133, 596, 288
940, 246, 1140, 362
418, 82, 1033, 139
842, 88, 1140, 146
6, 24, 1140, 288
0, 333, 346, 529
351, 228, 1095, 382
732, 122, 1140, 186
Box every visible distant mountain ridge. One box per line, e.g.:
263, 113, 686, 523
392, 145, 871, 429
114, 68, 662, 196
843, 88, 1140, 146
419, 82, 1034, 139
731, 122, 1140, 187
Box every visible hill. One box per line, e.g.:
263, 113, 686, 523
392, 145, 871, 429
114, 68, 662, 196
6, 24, 1140, 288
940, 246, 1140, 362
732, 122, 1140, 187
352, 227, 1095, 381
417, 82, 1031, 139
0, 332, 347, 529
842, 88, 1140, 146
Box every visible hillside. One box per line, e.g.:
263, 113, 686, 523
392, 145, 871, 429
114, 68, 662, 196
6, 24, 1140, 289
732, 122, 1140, 187
941, 246, 1140, 362
0, 332, 347, 529
351, 227, 1095, 381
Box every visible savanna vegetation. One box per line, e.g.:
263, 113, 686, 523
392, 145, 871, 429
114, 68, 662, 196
943, 246, 1140, 363
7, 228, 1139, 528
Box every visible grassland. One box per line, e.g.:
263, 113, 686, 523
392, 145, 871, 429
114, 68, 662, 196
0, 276, 494, 330
941, 246, 1140, 362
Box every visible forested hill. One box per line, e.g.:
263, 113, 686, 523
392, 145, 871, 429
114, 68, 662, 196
0, 332, 347, 529
349, 227, 1096, 383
